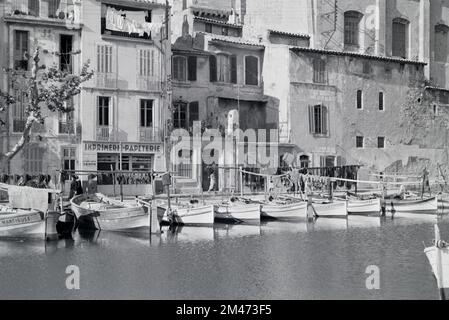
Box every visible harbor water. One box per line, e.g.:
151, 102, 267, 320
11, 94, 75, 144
0, 214, 448, 300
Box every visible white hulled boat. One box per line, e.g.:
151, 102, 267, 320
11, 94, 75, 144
71, 193, 149, 231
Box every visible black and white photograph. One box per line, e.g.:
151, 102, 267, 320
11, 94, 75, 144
1, 0, 449, 307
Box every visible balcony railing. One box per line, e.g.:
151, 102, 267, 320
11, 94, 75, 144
137, 76, 161, 92
96, 126, 111, 141
59, 122, 75, 135
173, 163, 193, 179
96, 73, 117, 89
139, 127, 163, 142
7, 0, 81, 25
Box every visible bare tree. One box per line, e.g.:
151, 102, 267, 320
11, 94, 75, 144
0, 47, 94, 171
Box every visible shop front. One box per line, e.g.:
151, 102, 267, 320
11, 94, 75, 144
81, 141, 164, 196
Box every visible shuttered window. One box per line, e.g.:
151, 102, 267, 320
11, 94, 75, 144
245, 55, 259, 85
97, 44, 113, 73
173, 102, 188, 129
24, 144, 44, 174
218, 54, 230, 83
392, 18, 409, 59
173, 56, 187, 81
313, 58, 326, 83
230, 55, 237, 84
344, 11, 362, 46
435, 24, 449, 63
209, 55, 217, 82
187, 56, 197, 81
14, 30, 29, 71
308, 104, 328, 136
139, 49, 155, 77
189, 102, 199, 128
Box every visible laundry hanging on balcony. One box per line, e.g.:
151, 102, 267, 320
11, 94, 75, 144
105, 7, 162, 36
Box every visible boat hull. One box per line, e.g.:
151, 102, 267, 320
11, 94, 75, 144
388, 197, 438, 213
261, 201, 307, 220
0, 210, 45, 238
215, 203, 261, 222
312, 201, 348, 218
347, 198, 381, 215
159, 205, 215, 226
78, 210, 149, 231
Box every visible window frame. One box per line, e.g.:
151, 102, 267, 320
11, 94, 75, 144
96, 44, 113, 74
379, 91, 384, 111
62, 147, 77, 171
313, 58, 326, 84
97, 96, 111, 127
356, 136, 364, 149
309, 104, 329, 136
172, 55, 187, 82
392, 18, 409, 59
344, 11, 363, 47
356, 90, 363, 110
140, 99, 154, 128
60, 34, 73, 73
14, 30, 29, 71
244, 55, 260, 86
377, 136, 385, 149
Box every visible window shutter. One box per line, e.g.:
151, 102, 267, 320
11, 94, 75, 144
209, 56, 217, 82
308, 105, 314, 134
188, 56, 197, 81
322, 105, 328, 135
230, 56, 237, 84
189, 102, 199, 128
320, 156, 326, 168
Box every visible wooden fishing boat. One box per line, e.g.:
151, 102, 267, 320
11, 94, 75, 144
158, 203, 215, 226
0, 206, 45, 238
214, 200, 261, 223
260, 200, 308, 220
347, 198, 381, 215
311, 200, 348, 218
387, 196, 438, 213
71, 193, 149, 231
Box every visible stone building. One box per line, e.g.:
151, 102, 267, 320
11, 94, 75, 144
171, 3, 279, 192
0, 0, 171, 196
240, 0, 449, 179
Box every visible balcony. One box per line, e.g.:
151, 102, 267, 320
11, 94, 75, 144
139, 127, 163, 143
101, 17, 152, 42
5, 0, 82, 28
59, 121, 75, 135
96, 126, 112, 142
137, 76, 161, 92
96, 73, 117, 89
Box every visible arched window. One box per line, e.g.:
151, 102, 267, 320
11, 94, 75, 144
392, 18, 409, 59
344, 11, 363, 47
245, 55, 259, 85
435, 24, 449, 63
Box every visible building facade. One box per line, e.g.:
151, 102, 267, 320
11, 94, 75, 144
0, 0, 83, 178
0, 0, 171, 195
171, 3, 279, 192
